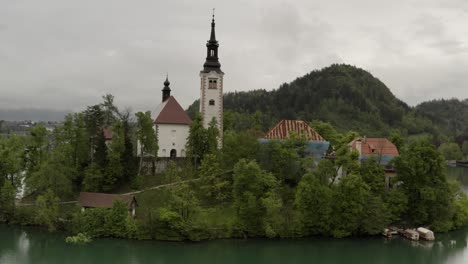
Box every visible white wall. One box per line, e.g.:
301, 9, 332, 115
199, 70, 224, 146
156, 123, 189, 158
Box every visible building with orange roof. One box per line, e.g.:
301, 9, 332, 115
260, 120, 330, 161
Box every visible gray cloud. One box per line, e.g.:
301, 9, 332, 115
0, 0, 467, 115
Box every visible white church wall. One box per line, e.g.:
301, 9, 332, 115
156, 123, 189, 158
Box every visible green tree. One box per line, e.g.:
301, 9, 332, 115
232, 159, 278, 236
222, 130, 260, 170
359, 158, 385, 195
395, 140, 454, 231
162, 161, 180, 184
105, 200, 129, 238
329, 174, 369, 237
389, 131, 404, 151
439, 142, 463, 160
82, 163, 104, 192
103, 121, 125, 190
206, 118, 219, 154
27, 145, 76, 199
35, 189, 60, 231
186, 113, 208, 165
198, 153, 230, 204
0, 181, 16, 221
135, 111, 158, 175
463, 141, 468, 157
310, 120, 342, 146
101, 94, 119, 127
295, 173, 332, 235
0, 135, 25, 189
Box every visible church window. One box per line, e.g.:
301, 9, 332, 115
210, 50, 215, 56
170, 149, 177, 158
209, 79, 217, 89
209, 99, 215, 106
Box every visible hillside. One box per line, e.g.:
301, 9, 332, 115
415, 99, 468, 142
188, 64, 453, 138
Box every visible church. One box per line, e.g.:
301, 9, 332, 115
152, 14, 224, 158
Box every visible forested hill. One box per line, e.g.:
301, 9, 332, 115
187, 64, 467, 140
415, 99, 468, 142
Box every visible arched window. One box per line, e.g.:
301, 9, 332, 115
170, 149, 177, 158
209, 99, 215, 106
209, 79, 217, 89
210, 50, 215, 56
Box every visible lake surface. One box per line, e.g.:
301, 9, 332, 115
1, 167, 467, 264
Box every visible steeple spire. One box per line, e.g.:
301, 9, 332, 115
162, 74, 171, 102
210, 9, 216, 42
202, 10, 222, 73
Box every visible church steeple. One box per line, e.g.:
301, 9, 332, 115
202, 11, 222, 73
162, 75, 171, 102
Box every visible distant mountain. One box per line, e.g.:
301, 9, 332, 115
187, 64, 465, 140
0, 108, 71, 121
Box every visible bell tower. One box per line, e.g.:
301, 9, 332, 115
200, 11, 224, 147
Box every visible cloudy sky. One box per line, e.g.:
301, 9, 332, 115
1, 0, 467, 114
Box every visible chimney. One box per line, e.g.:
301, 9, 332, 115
355, 138, 362, 155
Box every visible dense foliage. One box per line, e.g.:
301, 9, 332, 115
1, 64, 468, 242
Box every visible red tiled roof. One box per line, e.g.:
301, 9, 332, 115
77, 192, 136, 209
154, 96, 192, 125
263, 120, 325, 141
349, 138, 399, 156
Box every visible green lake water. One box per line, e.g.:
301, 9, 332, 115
1, 167, 467, 264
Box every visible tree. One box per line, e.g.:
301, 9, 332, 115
439, 142, 463, 160
232, 159, 278, 236
135, 111, 158, 175
310, 120, 342, 146
198, 153, 230, 204
389, 131, 404, 151
84, 105, 104, 162
82, 163, 104, 192
222, 130, 260, 170
105, 200, 129, 238
101, 94, 119, 127
206, 118, 219, 154
395, 140, 454, 230
359, 158, 385, 195
295, 173, 332, 235
257, 139, 304, 185
35, 189, 60, 231
103, 121, 125, 190
24, 125, 48, 174
186, 113, 208, 165
329, 174, 370, 237
0, 181, 16, 221
0, 135, 26, 189
27, 145, 76, 199
462, 141, 468, 157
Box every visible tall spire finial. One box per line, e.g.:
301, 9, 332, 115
162, 74, 171, 102
212, 8, 215, 21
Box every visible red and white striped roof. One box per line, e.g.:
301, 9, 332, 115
263, 120, 325, 141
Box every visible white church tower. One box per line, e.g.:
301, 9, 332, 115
199, 13, 224, 146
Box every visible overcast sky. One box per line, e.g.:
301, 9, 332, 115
1, 0, 467, 113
